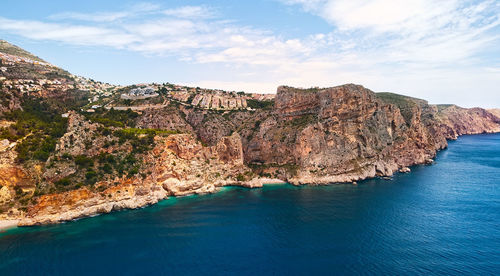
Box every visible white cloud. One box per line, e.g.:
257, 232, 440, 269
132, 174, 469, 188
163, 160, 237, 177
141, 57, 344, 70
49, 4, 214, 22
162, 6, 215, 19
284, 0, 477, 34
0, 17, 139, 47
0, 6, 320, 64
124, 19, 198, 37
0, 2, 499, 107
48, 3, 161, 22
282, 0, 500, 63
49, 11, 131, 22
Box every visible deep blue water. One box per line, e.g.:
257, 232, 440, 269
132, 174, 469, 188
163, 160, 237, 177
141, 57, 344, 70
1, 134, 500, 275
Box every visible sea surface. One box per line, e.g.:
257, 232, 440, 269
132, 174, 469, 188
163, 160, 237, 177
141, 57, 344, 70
1, 134, 499, 275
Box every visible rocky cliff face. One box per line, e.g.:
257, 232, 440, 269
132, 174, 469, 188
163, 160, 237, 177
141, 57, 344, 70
434, 106, 500, 139
2, 39, 500, 226
135, 106, 194, 133
245, 85, 499, 184
0, 138, 36, 216
247, 85, 429, 183
2, 83, 500, 226
19, 132, 259, 225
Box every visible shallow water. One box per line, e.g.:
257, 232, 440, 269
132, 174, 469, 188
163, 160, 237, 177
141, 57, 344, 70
1, 134, 499, 275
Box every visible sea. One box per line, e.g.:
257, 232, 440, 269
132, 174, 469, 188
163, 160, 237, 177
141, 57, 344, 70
1, 134, 499, 275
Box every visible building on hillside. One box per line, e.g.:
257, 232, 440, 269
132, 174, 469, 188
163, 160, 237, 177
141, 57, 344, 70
121, 87, 158, 100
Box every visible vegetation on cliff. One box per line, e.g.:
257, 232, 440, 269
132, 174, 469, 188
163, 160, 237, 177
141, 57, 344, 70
0, 97, 67, 162
84, 108, 139, 128
376, 92, 427, 125
246, 99, 274, 110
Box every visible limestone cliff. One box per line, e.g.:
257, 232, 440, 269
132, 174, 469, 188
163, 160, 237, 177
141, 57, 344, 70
245, 85, 499, 184
2, 41, 500, 226
2, 84, 500, 226
19, 132, 259, 225
435, 105, 500, 139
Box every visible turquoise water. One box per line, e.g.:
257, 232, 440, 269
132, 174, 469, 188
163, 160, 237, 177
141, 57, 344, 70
1, 134, 499, 275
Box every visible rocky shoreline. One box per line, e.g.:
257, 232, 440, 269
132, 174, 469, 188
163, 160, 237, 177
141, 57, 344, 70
2, 41, 500, 230
2, 130, 499, 228
17, 178, 288, 227
2, 85, 500, 227
7, 128, 291, 226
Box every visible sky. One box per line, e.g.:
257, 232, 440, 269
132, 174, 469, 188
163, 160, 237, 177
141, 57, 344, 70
0, 0, 499, 107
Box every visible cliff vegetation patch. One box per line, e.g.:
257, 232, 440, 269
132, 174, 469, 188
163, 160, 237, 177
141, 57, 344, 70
0, 97, 67, 162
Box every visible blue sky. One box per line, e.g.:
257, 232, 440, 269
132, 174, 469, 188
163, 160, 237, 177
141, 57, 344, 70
1, 0, 499, 107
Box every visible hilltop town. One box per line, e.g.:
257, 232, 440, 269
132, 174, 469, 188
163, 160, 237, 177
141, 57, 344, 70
82, 82, 274, 113
0, 41, 274, 114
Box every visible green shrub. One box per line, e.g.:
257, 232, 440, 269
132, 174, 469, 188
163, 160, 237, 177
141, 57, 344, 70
85, 169, 98, 185
54, 177, 71, 187
61, 153, 72, 160
75, 155, 93, 168
288, 114, 317, 128
101, 163, 113, 174
14, 186, 23, 197
97, 126, 112, 136
84, 108, 139, 128
2, 97, 68, 163
97, 153, 115, 164
236, 174, 245, 181
127, 166, 139, 177
247, 99, 274, 109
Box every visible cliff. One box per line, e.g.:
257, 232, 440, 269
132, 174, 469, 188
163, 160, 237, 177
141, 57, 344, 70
1, 41, 500, 226
245, 85, 445, 184
435, 105, 500, 139
19, 129, 258, 225
4, 84, 500, 226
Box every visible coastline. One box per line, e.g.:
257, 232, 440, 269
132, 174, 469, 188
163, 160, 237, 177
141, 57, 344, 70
10, 132, 500, 227
2, 131, 499, 275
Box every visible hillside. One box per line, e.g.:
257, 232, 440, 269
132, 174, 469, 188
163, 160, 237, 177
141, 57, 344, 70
0, 40, 499, 226
0, 40, 46, 63
488, 109, 500, 118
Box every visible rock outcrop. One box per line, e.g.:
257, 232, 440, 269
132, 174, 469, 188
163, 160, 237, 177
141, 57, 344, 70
135, 106, 194, 133
436, 105, 500, 139
245, 85, 499, 185
19, 132, 256, 225
0, 139, 36, 215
